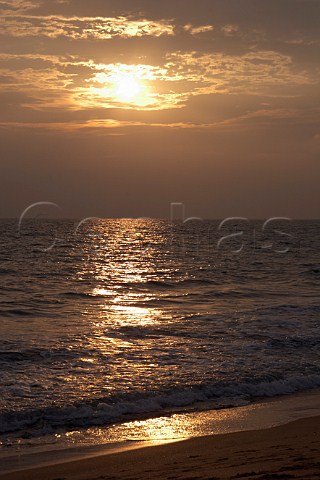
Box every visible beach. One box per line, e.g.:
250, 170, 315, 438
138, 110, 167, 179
1, 414, 320, 480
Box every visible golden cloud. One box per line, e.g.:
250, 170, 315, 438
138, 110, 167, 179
220, 24, 240, 36
0, 0, 40, 14
0, 14, 175, 39
0, 48, 317, 128
183, 24, 214, 35
164, 51, 315, 96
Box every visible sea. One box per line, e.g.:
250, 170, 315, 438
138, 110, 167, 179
0, 218, 319, 455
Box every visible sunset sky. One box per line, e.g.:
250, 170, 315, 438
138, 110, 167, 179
1, 0, 319, 219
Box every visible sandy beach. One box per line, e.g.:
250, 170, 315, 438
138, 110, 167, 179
1, 414, 320, 480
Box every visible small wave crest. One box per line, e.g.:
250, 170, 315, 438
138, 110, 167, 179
135, 278, 217, 290
0, 268, 17, 275
2, 374, 320, 436
246, 304, 320, 316
0, 348, 87, 365
0, 309, 37, 318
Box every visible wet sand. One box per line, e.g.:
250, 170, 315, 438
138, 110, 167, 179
1, 414, 320, 480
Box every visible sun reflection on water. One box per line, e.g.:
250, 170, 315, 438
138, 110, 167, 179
72, 219, 175, 372
68, 414, 192, 446
92, 288, 114, 297
105, 305, 159, 326
119, 415, 191, 441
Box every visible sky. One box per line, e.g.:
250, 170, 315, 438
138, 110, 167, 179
0, 0, 319, 219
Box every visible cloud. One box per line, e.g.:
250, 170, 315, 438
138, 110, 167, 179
0, 45, 317, 127
0, 118, 211, 132
1, 106, 316, 136
220, 24, 240, 36
164, 50, 315, 97
0, 0, 40, 14
0, 54, 186, 111
183, 24, 214, 36
0, 14, 174, 39
284, 38, 320, 46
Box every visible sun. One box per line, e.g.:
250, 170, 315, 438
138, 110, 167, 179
87, 65, 158, 108
115, 75, 142, 101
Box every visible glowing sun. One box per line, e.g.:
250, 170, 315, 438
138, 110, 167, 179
88, 65, 157, 108
115, 75, 142, 101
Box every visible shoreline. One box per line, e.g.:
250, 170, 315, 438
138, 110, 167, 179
2, 388, 320, 477
1, 414, 320, 479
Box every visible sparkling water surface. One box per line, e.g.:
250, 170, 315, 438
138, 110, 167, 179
0, 219, 319, 442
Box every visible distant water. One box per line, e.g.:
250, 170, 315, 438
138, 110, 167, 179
0, 219, 319, 445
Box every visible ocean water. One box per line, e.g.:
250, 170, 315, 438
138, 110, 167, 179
0, 218, 319, 447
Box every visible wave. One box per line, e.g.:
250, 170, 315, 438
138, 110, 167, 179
60, 279, 218, 301
147, 278, 216, 287
245, 304, 320, 316
143, 280, 173, 288
309, 267, 320, 275
0, 268, 17, 275
131, 279, 218, 291
0, 307, 61, 318
0, 309, 37, 318
2, 374, 320, 436
62, 291, 96, 298
0, 348, 87, 364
